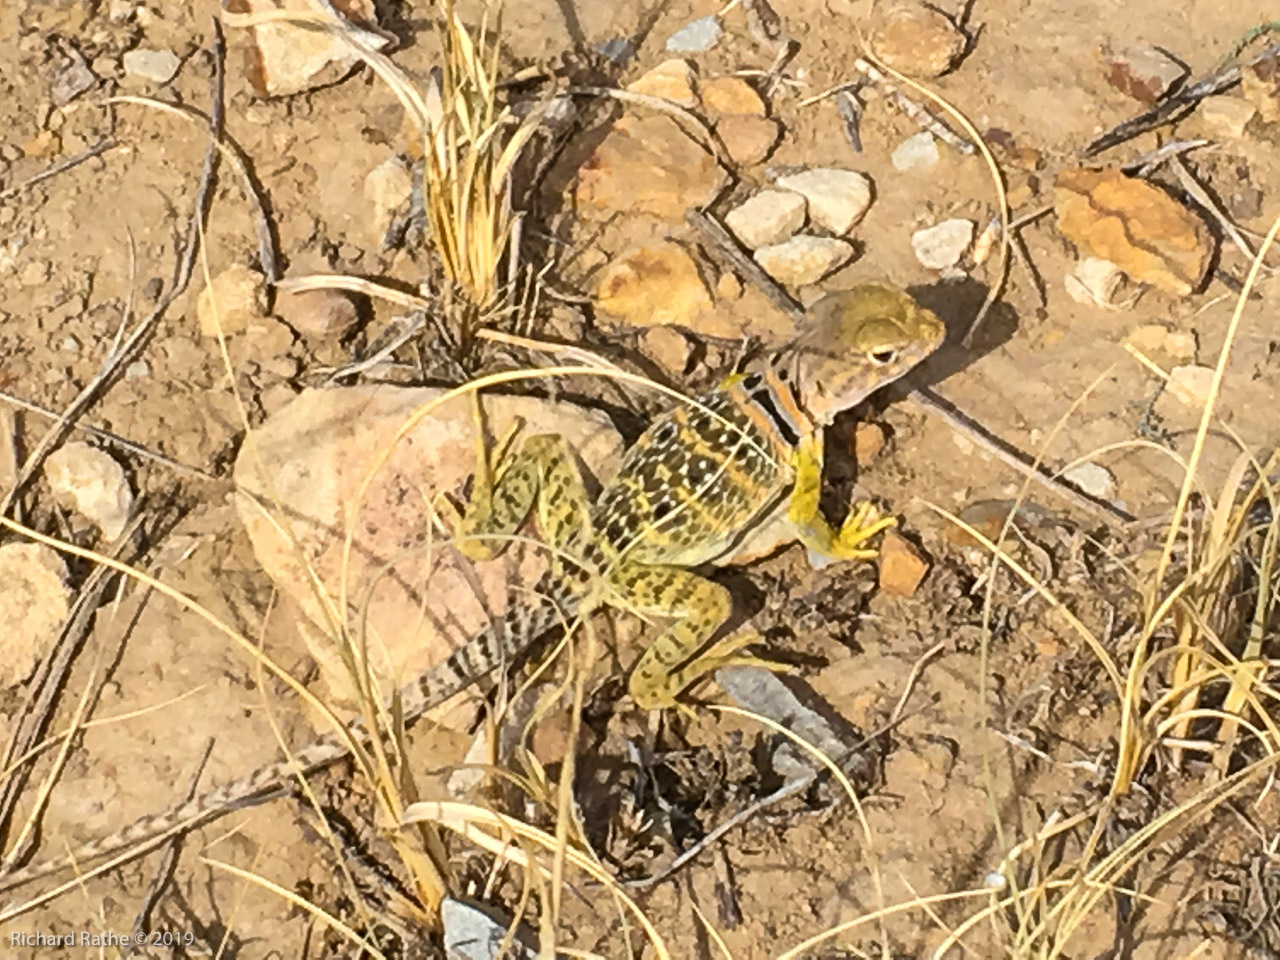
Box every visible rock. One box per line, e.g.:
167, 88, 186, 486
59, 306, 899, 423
626, 59, 699, 108
774, 168, 873, 235
124, 360, 150, 379
441, 898, 538, 960
666, 16, 723, 53
911, 218, 974, 270
871, 4, 966, 79
1126, 323, 1196, 362
242, 0, 388, 97
0, 543, 70, 688
700, 76, 766, 117
276, 288, 361, 340
595, 241, 712, 328
122, 48, 181, 84
725, 190, 807, 249
44, 441, 133, 540
51, 47, 97, 105
1054, 168, 1213, 298
878, 530, 929, 597
364, 154, 413, 248
233, 386, 623, 719
853, 422, 887, 461
1199, 95, 1256, 139
640, 325, 694, 375
1064, 257, 1131, 309
753, 235, 855, 287
1062, 462, 1115, 499
1106, 44, 1187, 104
716, 115, 781, 166
1242, 54, 1280, 123
19, 260, 50, 287
716, 272, 742, 300
197, 263, 269, 337
574, 115, 725, 222
1169, 364, 1216, 407
891, 132, 939, 172
596, 37, 636, 66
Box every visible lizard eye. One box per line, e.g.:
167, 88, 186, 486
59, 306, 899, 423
869, 348, 897, 365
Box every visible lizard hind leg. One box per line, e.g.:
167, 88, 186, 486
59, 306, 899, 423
619, 565, 778, 710
452, 394, 596, 565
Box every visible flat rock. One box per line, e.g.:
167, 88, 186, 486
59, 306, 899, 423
625, 58, 699, 108
640, 325, 695, 375
878, 530, 929, 596
1064, 257, 1130, 308
0, 543, 70, 688
891, 132, 939, 171
1199, 95, 1256, 139
363, 153, 413, 248
574, 114, 725, 222
1106, 44, 1186, 104
44, 441, 133, 540
51, 47, 97, 104
700, 76, 766, 117
666, 16, 723, 53
1125, 323, 1195, 361
716, 114, 781, 166
238, 0, 388, 98
275, 287, 361, 340
871, 5, 966, 78
725, 190, 807, 249
1169, 364, 1216, 406
1055, 168, 1213, 297
197, 263, 269, 336
233, 386, 624, 720
911, 218, 974, 270
753, 235, 854, 287
122, 48, 180, 83
1062, 462, 1115, 499
774, 168, 873, 235
595, 241, 712, 328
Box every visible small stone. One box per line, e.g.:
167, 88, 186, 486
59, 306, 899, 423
774, 168, 873, 235
753, 235, 855, 287
364, 154, 413, 248
1125, 323, 1181, 357
1106, 44, 1187, 104
60, 335, 81, 353
700, 76, 766, 117
19, 260, 51, 287
666, 16, 723, 54
878, 530, 929, 597
626, 59, 699, 108
595, 241, 712, 328
891, 132, 939, 172
871, 5, 966, 79
1199, 95, 1256, 139
51, 48, 97, 105
124, 360, 150, 379
853, 422, 887, 461
0, 543, 70, 688
122, 48, 181, 84
640, 325, 694, 375
1242, 55, 1280, 123
1064, 257, 1130, 308
716, 115, 781, 166
22, 130, 61, 159
1061, 462, 1115, 499
574, 115, 725, 222
1169, 364, 1216, 407
596, 37, 635, 66
44, 441, 133, 540
243, 0, 387, 97
276, 288, 361, 340
1055, 168, 1213, 297
911, 218, 975, 270
197, 263, 269, 337
715, 272, 742, 300
725, 190, 807, 249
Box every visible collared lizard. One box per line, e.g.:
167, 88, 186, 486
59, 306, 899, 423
0, 283, 944, 893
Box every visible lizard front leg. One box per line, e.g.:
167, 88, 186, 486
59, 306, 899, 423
787, 432, 895, 565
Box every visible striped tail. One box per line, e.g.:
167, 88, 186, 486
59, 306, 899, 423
0, 577, 583, 894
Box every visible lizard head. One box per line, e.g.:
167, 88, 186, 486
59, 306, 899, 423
772, 283, 945, 425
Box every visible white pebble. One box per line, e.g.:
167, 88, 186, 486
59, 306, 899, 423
911, 218, 975, 270
891, 132, 939, 172
1062, 462, 1115, 500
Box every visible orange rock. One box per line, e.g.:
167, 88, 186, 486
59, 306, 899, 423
853, 422, 887, 461
1054, 168, 1212, 297
871, 5, 966, 79
878, 529, 929, 597
595, 241, 712, 328
700, 76, 766, 117
716, 115, 781, 166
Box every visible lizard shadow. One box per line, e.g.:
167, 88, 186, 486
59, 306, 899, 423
903, 277, 1023, 390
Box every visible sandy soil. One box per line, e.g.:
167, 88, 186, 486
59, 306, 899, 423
2, 0, 1279, 956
